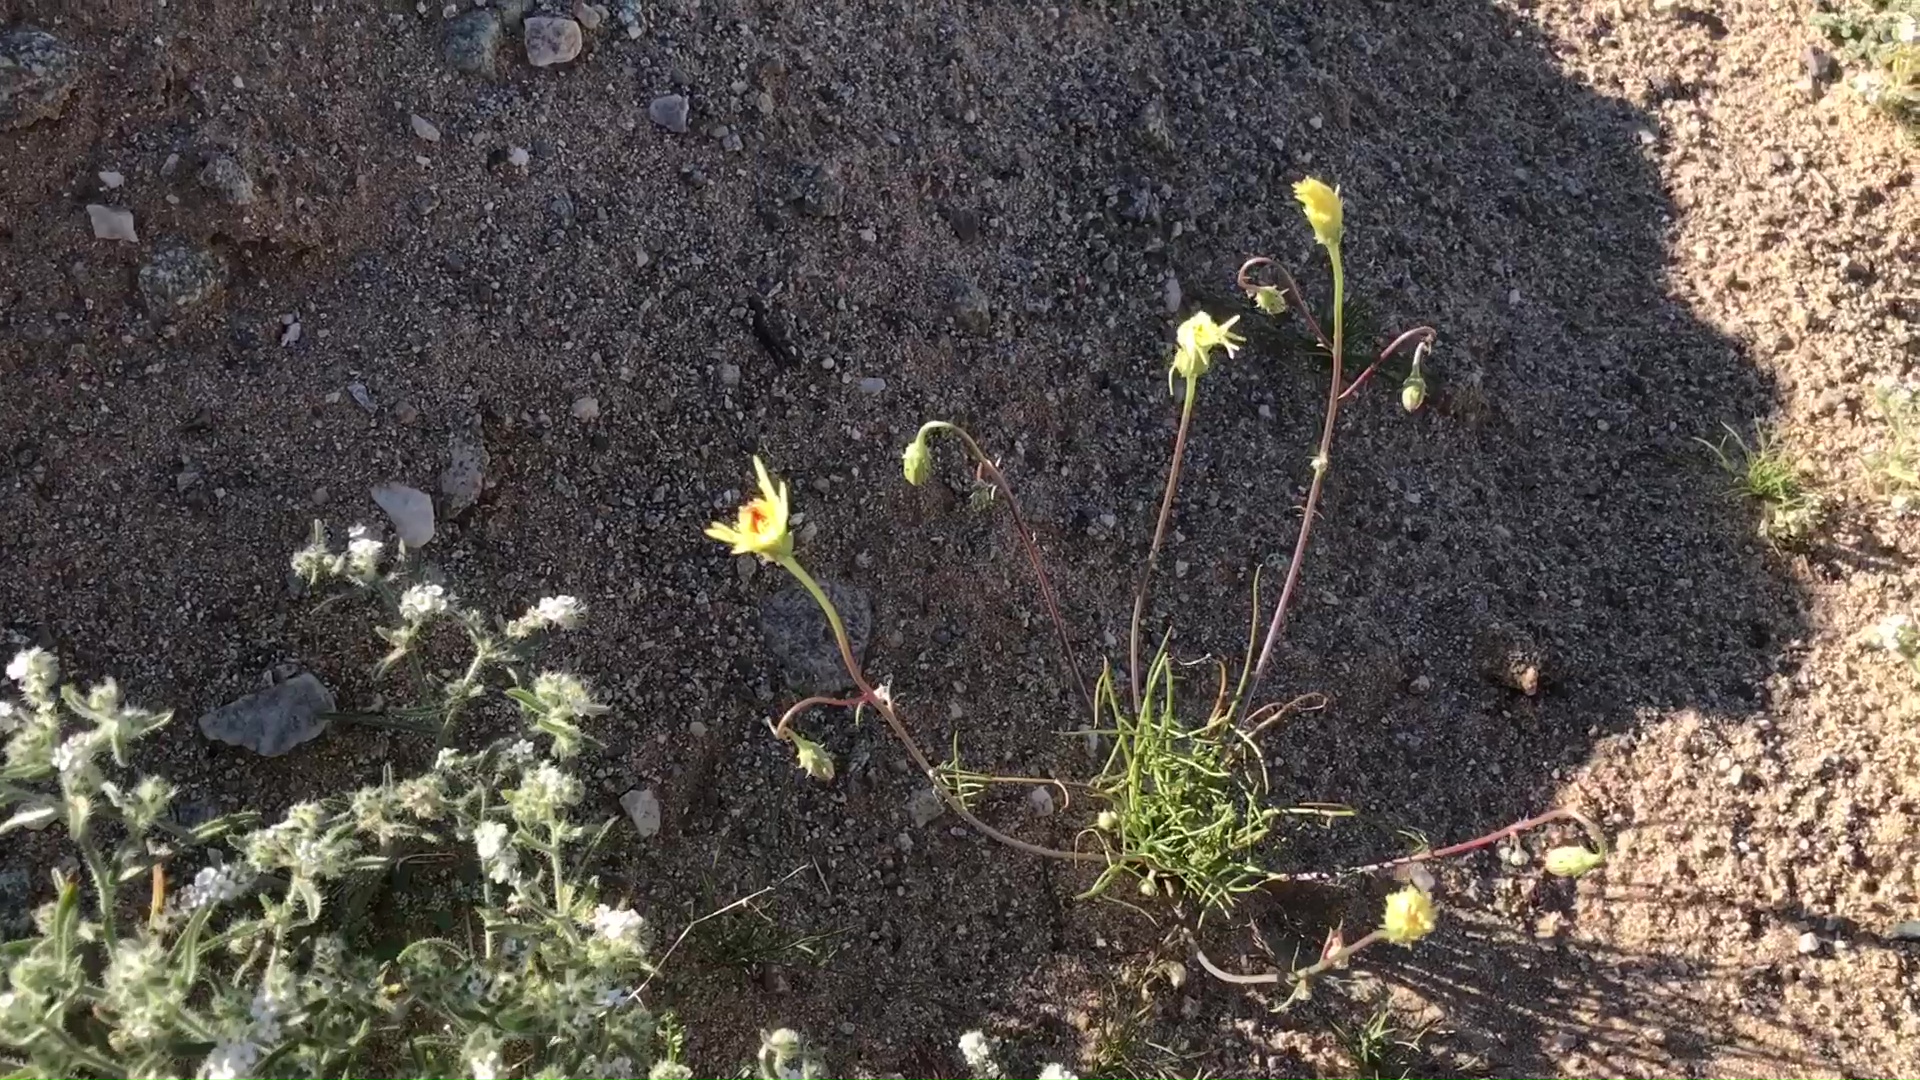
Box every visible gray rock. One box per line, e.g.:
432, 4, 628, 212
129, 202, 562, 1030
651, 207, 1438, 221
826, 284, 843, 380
856, 376, 887, 395
760, 579, 871, 693
439, 427, 488, 517
410, 113, 442, 143
907, 786, 946, 828
950, 280, 990, 336
620, 787, 662, 838
371, 482, 436, 547
0, 28, 81, 131
794, 162, 845, 218
197, 673, 334, 757
573, 1, 607, 30
443, 10, 503, 76
137, 247, 224, 317
1025, 785, 1056, 817
523, 17, 582, 67
648, 93, 690, 133
86, 204, 137, 243
1136, 97, 1173, 153
198, 155, 254, 205
570, 395, 600, 422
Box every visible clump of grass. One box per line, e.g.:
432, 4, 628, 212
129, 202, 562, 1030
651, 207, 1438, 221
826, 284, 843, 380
1865, 379, 1920, 512
1698, 422, 1826, 545
1333, 998, 1432, 1080
1813, 0, 1920, 133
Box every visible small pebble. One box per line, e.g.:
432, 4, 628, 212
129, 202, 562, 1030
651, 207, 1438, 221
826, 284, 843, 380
718, 362, 742, 387
1797, 931, 1821, 955
410, 113, 442, 142
856, 377, 887, 395
98, 170, 125, 189
86, 204, 137, 243
649, 93, 690, 133
570, 395, 601, 422
523, 16, 583, 67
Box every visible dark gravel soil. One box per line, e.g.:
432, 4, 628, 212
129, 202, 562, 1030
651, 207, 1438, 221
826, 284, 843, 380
3, 0, 1917, 1075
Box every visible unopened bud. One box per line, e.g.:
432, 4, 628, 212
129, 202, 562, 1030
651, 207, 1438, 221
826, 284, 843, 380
902, 436, 933, 486
1401, 371, 1427, 413
1254, 285, 1286, 317
789, 733, 836, 783
1543, 845, 1605, 879
1096, 810, 1120, 831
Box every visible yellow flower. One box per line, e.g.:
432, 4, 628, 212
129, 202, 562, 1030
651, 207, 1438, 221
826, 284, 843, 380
1380, 886, 1437, 944
705, 456, 793, 561
902, 435, 932, 486
1543, 846, 1605, 879
1293, 177, 1344, 249
1169, 311, 1244, 390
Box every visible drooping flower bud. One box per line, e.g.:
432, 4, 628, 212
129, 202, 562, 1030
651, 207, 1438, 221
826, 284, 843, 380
1401, 370, 1427, 413
902, 435, 933, 487
1253, 285, 1287, 317
1543, 845, 1606, 879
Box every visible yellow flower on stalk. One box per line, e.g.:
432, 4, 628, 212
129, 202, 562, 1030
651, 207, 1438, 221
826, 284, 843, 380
1293, 177, 1344, 250
705, 456, 793, 561
1169, 311, 1245, 391
1380, 886, 1437, 944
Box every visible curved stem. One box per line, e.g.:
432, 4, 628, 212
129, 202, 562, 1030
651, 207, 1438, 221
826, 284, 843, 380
776, 554, 1102, 864
1290, 806, 1608, 883
772, 694, 867, 739
920, 422, 1094, 720
1247, 245, 1344, 705
1129, 375, 1200, 714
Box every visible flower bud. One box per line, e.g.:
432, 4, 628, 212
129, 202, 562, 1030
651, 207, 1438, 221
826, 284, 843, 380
902, 436, 933, 487
790, 732, 835, 782
1096, 810, 1120, 831
1253, 285, 1287, 317
1543, 845, 1605, 879
1401, 371, 1427, 413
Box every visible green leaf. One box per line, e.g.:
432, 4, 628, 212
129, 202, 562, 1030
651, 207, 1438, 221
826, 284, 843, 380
0, 805, 57, 834
503, 687, 543, 713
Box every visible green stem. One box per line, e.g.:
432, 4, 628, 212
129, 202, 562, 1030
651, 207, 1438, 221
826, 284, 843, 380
76, 835, 118, 943
1248, 244, 1344, 704
434, 643, 494, 751
1129, 374, 1200, 715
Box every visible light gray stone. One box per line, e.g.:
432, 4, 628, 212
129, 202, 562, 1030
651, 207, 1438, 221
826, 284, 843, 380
371, 482, 435, 546
197, 673, 334, 757
524, 17, 582, 67
86, 204, 136, 242
138, 247, 223, 316
648, 93, 690, 133
620, 787, 661, 838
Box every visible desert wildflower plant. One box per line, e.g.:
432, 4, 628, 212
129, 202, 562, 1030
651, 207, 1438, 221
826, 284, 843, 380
0, 529, 701, 1079
709, 177, 1609, 1000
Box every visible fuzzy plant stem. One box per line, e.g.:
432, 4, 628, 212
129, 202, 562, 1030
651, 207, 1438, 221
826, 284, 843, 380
1129, 372, 1200, 715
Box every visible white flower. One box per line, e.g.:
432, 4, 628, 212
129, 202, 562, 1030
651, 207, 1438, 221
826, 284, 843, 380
398, 583, 452, 622
515, 762, 583, 815
644, 1061, 687, 1080
510, 595, 586, 637
958, 1030, 1002, 1079
473, 820, 509, 861
173, 862, 253, 913
589, 904, 646, 944
201, 1039, 262, 1080
343, 526, 384, 581
469, 1049, 505, 1080
530, 671, 603, 720
1037, 1066, 1079, 1080
50, 732, 97, 776
6, 648, 57, 698
595, 985, 629, 1009
502, 738, 538, 765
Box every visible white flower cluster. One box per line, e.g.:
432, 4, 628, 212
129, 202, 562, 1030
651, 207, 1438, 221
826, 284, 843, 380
1873, 613, 1918, 662
289, 523, 387, 586
468, 1048, 505, 1080
169, 862, 254, 915
958, 1030, 1002, 1079
6, 647, 58, 700
507, 595, 586, 638
199, 976, 289, 1079
530, 671, 604, 720
49, 731, 98, 778
588, 904, 646, 948
957, 1030, 1076, 1080
508, 762, 583, 828
473, 820, 519, 884
398, 583, 453, 623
